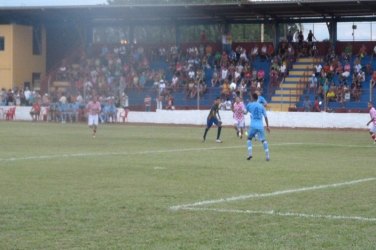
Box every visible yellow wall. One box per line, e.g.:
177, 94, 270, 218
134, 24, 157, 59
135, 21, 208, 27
0, 24, 46, 91
0, 25, 13, 90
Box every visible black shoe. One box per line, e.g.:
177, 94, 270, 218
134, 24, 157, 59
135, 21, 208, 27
247, 156, 252, 160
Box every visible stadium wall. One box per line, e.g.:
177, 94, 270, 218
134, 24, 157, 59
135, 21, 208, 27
1, 106, 370, 129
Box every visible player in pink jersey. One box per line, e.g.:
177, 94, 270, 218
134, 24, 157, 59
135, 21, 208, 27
86, 95, 101, 138
366, 101, 376, 144
232, 96, 246, 139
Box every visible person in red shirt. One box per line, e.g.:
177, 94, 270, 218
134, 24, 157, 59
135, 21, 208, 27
30, 101, 41, 121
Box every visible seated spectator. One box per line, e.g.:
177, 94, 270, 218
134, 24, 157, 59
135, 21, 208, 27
336, 84, 345, 104
267, 43, 275, 58
30, 101, 41, 121
256, 69, 265, 83
303, 96, 312, 112
326, 86, 336, 102
358, 44, 367, 59
342, 63, 351, 79
165, 95, 175, 110
313, 96, 321, 112
221, 80, 231, 99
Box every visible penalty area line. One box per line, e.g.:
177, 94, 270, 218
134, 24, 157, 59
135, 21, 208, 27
180, 207, 376, 223
169, 177, 376, 210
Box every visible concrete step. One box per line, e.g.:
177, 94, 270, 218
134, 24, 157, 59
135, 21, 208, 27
279, 83, 305, 89
284, 77, 302, 82
275, 89, 304, 95
289, 70, 314, 76
267, 103, 293, 112
271, 96, 300, 102
297, 57, 317, 63
293, 64, 313, 70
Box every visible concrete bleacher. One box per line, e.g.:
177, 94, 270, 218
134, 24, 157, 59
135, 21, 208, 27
293, 55, 375, 113
127, 55, 272, 110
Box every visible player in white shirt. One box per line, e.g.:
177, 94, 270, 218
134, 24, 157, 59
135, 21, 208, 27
366, 101, 376, 144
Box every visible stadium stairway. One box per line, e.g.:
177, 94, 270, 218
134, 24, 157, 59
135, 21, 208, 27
268, 57, 316, 111
295, 55, 374, 112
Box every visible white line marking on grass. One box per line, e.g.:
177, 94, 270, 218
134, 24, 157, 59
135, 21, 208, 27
0, 142, 373, 163
181, 207, 376, 222
169, 178, 376, 210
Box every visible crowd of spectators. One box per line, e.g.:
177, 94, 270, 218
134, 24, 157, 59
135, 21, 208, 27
304, 42, 375, 111
2, 30, 376, 117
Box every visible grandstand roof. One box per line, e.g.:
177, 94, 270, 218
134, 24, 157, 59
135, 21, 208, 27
1, 0, 376, 25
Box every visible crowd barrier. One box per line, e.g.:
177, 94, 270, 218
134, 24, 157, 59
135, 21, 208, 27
0, 106, 370, 129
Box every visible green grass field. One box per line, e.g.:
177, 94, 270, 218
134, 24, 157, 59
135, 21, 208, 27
0, 122, 375, 249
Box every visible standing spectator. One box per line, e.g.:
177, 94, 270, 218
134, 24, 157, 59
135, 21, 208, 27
286, 30, 293, 44
24, 87, 31, 105
144, 95, 152, 112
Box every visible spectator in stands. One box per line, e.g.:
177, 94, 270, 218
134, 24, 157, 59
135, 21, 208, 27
326, 86, 336, 102
166, 94, 175, 110
310, 74, 318, 93
297, 31, 304, 49
313, 96, 321, 112
315, 63, 322, 77
358, 44, 367, 59
24, 87, 31, 106
260, 44, 268, 60
221, 80, 231, 99
6, 89, 14, 106
307, 30, 316, 53
144, 95, 152, 112
251, 45, 259, 60
286, 30, 293, 44
372, 45, 376, 61
278, 42, 287, 61
371, 71, 376, 90
303, 96, 312, 112
336, 84, 345, 105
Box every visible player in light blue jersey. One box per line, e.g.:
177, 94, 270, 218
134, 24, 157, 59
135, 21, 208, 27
245, 93, 270, 161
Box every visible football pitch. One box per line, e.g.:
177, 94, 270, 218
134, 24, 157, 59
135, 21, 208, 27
0, 122, 375, 249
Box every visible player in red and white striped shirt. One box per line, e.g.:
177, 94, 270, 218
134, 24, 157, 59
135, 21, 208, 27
86, 95, 101, 138
232, 96, 246, 139
366, 101, 376, 144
